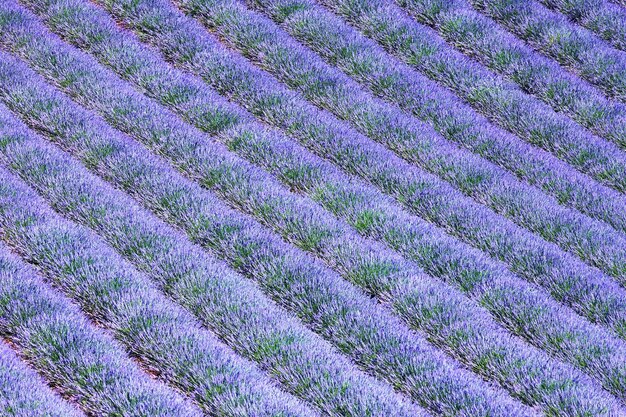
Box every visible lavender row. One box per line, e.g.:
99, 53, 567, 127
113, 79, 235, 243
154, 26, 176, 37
33, 0, 626, 342
0, 341, 83, 417
378, 0, 626, 148
25, 0, 626, 406
3, 17, 626, 413
469, 0, 626, 101
186, 0, 626, 247
0, 169, 316, 417
0, 49, 535, 417
93, 0, 626, 282
235, 0, 626, 241
180, 0, 626, 201
161, 0, 626, 280
292, 0, 626, 176
7, 1, 620, 414
0, 105, 427, 417
32, 0, 624, 344
2, 50, 618, 417
20, 0, 626, 398
0, 245, 204, 417
537, 0, 626, 51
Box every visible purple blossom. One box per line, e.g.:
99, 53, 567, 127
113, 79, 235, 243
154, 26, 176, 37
0, 168, 316, 417
335, 0, 626, 151
1, 0, 625, 414
0, 88, 427, 417
468, 0, 626, 100
536, 0, 626, 52
242, 0, 626, 234
19, 0, 626, 346
42, 0, 626, 345
0, 14, 624, 412
0, 57, 532, 416
83, 0, 626, 283
0, 340, 84, 417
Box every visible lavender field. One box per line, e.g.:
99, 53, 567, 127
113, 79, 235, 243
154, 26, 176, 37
1, 0, 626, 415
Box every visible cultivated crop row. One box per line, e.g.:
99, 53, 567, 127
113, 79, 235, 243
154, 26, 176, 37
2, 24, 626, 413
0, 0, 626, 417
138, 0, 626, 279
0, 50, 533, 417
0, 107, 426, 417
26, 0, 626, 345
0, 339, 83, 417
537, 0, 626, 51
0, 243, 204, 417
202, 0, 626, 246
76, 0, 626, 285
5, 65, 623, 417
3, 0, 624, 414
0, 166, 316, 417
271, 0, 626, 183
15, 0, 626, 400
352, 0, 626, 151
189, 0, 626, 202
9, 0, 626, 393
233, 0, 626, 236
469, 0, 626, 100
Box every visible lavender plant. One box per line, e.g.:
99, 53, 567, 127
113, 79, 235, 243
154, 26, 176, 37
2, 34, 626, 413
165, 0, 626, 250
0, 110, 427, 417
0, 340, 84, 417
7, 78, 626, 416
536, 0, 626, 51
1, 0, 624, 413
23, 0, 626, 345
8, 0, 626, 391
468, 0, 626, 101
333, 0, 626, 152
0, 170, 317, 417
230, 0, 626, 235
177, 0, 626, 197
144, 0, 626, 271
0, 54, 534, 417
0, 247, 204, 417
74, 0, 626, 283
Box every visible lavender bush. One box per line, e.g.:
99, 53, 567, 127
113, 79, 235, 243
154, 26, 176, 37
176, 0, 626, 246
0, 105, 427, 417
4, 0, 626, 400
227, 0, 626, 235
0, 340, 84, 417
4, 77, 622, 416
176, 0, 626, 200
2, 25, 626, 412
0, 52, 536, 417
51, 0, 626, 293
536, 0, 626, 51
22, 0, 626, 345
252, 0, 626, 229
145, 0, 626, 272
83, 0, 626, 285
0, 245, 204, 417
337, 0, 626, 152
1, 0, 625, 413
0, 169, 316, 417
468, 0, 626, 100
